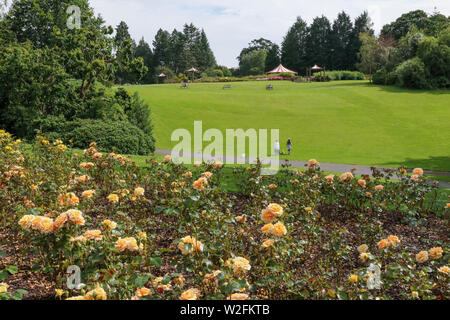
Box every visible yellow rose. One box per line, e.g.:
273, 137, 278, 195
115, 237, 139, 252
178, 236, 204, 255
0, 282, 8, 293
107, 194, 119, 203
180, 288, 201, 300
262, 239, 275, 249
438, 266, 449, 274
81, 190, 95, 199
65, 209, 85, 225
348, 274, 358, 283
358, 244, 369, 253
85, 286, 107, 300
416, 251, 429, 264
134, 187, 145, 197
84, 230, 102, 241
267, 203, 283, 217
271, 222, 287, 237
229, 293, 249, 300
18, 215, 36, 230
360, 253, 370, 263
387, 235, 400, 246
325, 174, 335, 184
226, 257, 251, 274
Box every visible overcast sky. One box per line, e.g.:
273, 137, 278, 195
90, 0, 450, 67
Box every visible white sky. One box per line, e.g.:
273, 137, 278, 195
90, 0, 450, 67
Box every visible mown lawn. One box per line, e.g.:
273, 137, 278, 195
126, 81, 450, 172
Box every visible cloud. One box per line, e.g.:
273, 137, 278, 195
90, 0, 450, 67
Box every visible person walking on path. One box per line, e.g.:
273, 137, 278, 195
274, 140, 280, 156
287, 139, 293, 155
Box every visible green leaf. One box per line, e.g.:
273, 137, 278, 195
0, 270, 8, 280
134, 274, 151, 287
148, 257, 162, 267
5, 266, 18, 275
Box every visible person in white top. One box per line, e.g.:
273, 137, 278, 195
274, 140, 280, 155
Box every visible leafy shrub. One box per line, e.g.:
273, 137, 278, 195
314, 71, 365, 81
38, 118, 155, 155
312, 75, 331, 82
395, 57, 429, 89
373, 68, 398, 85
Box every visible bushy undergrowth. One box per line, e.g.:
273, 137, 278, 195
316, 71, 366, 81
0, 130, 448, 300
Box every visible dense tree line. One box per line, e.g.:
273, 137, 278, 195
117, 22, 218, 84
0, 0, 155, 154
237, 11, 373, 76
358, 10, 450, 89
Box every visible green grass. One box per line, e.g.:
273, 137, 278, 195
126, 81, 450, 172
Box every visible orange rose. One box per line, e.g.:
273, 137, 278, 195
261, 209, 276, 223
357, 179, 366, 188
271, 222, 287, 237
428, 247, 443, 260
261, 223, 274, 234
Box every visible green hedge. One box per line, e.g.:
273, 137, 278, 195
314, 70, 366, 80
35, 117, 155, 155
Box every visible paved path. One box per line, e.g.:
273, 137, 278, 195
154, 149, 450, 188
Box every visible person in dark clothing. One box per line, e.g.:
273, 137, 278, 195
287, 139, 293, 155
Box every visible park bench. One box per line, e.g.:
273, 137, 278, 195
266, 84, 274, 90
181, 83, 189, 88
222, 85, 232, 89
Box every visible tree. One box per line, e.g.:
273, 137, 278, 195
196, 29, 216, 70
114, 21, 137, 84
357, 33, 379, 82
330, 11, 354, 70
265, 44, 280, 72
134, 37, 154, 83
306, 16, 332, 69
238, 38, 274, 62
381, 10, 429, 40
5, 0, 146, 99
349, 11, 374, 69
281, 17, 308, 74
0, 43, 74, 137
424, 12, 450, 37
239, 50, 267, 75
152, 28, 171, 67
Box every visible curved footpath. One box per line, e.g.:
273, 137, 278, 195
154, 149, 450, 189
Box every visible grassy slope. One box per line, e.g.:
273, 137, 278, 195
126, 81, 450, 172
